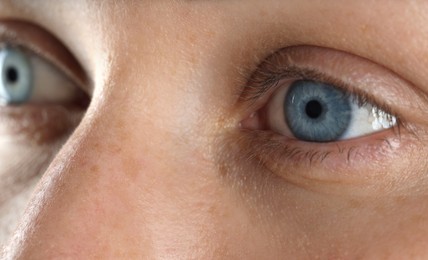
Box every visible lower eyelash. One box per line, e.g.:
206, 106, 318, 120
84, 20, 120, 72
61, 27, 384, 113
243, 63, 415, 141
243, 61, 404, 125
236, 128, 401, 171
242, 130, 332, 167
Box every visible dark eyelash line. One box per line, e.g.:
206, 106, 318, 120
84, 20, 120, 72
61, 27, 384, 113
238, 129, 369, 169
0, 20, 90, 92
241, 59, 411, 139
0, 42, 90, 108
231, 47, 426, 168
237, 128, 407, 172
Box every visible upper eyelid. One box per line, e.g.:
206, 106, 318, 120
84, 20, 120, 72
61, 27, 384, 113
247, 66, 393, 116
0, 20, 89, 94
240, 46, 428, 126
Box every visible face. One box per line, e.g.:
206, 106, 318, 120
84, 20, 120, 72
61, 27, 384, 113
2, 0, 428, 258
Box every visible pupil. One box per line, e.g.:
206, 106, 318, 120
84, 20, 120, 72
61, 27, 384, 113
6, 67, 18, 84
305, 100, 323, 119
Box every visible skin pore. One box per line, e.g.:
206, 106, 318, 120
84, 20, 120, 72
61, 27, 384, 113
2, 0, 428, 258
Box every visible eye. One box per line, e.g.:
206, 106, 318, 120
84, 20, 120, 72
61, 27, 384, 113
0, 46, 32, 104
0, 21, 89, 243
0, 45, 85, 105
264, 79, 397, 142
224, 44, 428, 188
240, 46, 405, 148
230, 44, 427, 177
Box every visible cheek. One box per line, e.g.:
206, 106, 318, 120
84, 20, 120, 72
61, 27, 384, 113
0, 107, 81, 244
0, 139, 53, 245
216, 128, 428, 258
0, 176, 38, 244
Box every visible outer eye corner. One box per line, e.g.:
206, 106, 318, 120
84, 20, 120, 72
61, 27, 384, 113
241, 46, 400, 145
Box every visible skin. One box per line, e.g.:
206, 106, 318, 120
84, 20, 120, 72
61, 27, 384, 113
2, 0, 428, 258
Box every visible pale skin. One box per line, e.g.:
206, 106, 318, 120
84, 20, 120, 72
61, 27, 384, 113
1, 0, 428, 259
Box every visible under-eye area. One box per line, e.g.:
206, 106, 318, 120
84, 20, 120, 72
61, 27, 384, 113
0, 20, 89, 244
0, 21, 90, 142
0, 44, 88, 143
5, 1, 428, 258
233, 45, 428, 182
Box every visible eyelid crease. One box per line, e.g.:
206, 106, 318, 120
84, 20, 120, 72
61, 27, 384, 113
0, 20, 90, 95
242, 64, 407, 134
239, 46, 428, 136
242, 54, 395, 115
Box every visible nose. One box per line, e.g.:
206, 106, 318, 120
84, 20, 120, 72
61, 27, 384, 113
2, 68, 229, 259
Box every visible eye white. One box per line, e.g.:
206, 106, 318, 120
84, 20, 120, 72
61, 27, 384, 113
340, 102, 397, 140
267, 82, 397, 141
0, 46, 80, 105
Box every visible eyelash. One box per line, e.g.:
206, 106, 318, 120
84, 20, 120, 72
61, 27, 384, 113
244, 64, 399, 119
238, 50, 408, 166
0, 20, 89, 91
0, 23, 89, 145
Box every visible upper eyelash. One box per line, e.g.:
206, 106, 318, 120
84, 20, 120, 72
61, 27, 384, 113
241, 60, 412, 138
0, 21, 90, 91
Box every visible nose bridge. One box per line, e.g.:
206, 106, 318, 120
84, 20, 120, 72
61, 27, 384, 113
5, 101, 156, 257
4, 79, 223, 258
3, 11, 230, 256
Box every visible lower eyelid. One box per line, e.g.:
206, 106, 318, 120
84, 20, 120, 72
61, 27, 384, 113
0, 145, 53, 204
234, 128, 409, 184
241, 45, 428, 130
0, 104, 84, 144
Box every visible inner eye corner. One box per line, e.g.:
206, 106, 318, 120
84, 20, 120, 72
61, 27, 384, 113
247, 73, 398, 144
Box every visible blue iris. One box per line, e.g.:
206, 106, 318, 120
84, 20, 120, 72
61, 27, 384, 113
284, 80, 352, 142
0, 47, 33, 104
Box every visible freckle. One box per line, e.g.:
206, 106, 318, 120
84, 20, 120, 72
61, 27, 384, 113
410, 214, 426, 224
188, 55, 198, 65
126, 169, 138, 182
186, 33, 197, 45
90, 164, 99, 173
393, 196, 408, 206
374, 204, 387, 215
79, 157, 89, 167
207, 204, 218, 215
360, 24, 372, 35
93, 142, 101, 152
109, 144, 122, 154
348, 199, 363, 209
115, 119, 125, 130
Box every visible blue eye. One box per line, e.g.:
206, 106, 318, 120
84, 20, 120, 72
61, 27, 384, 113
0, 47, 33, 104
0, 45, 85, 106
263, 79, 397, 143
284, 80, 351, 142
